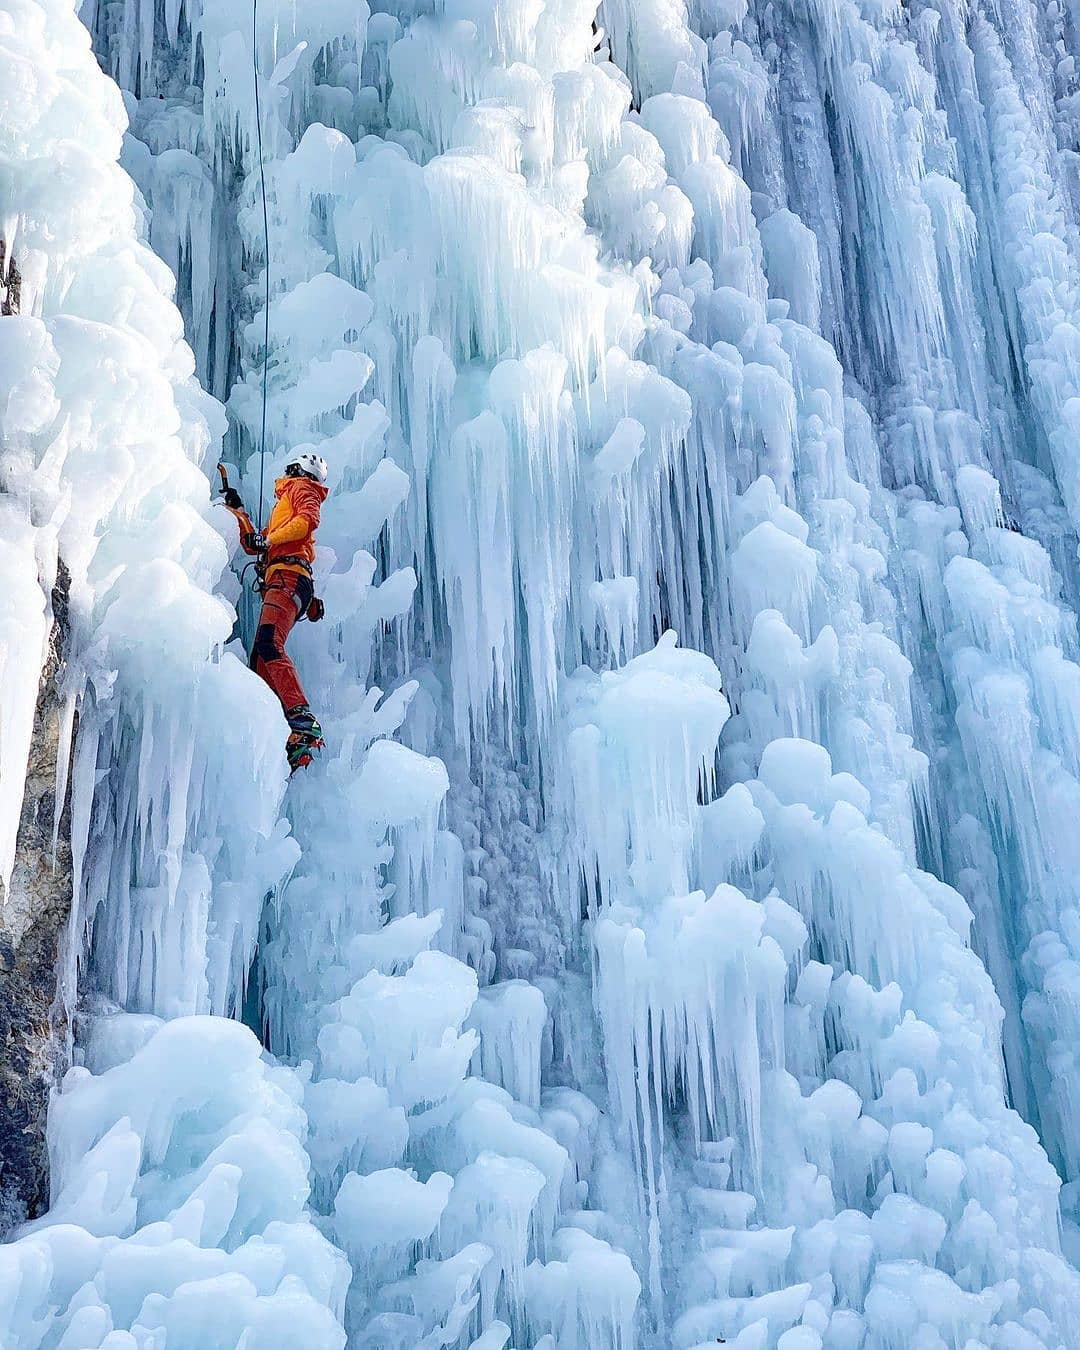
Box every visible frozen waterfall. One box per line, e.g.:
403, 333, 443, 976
7, 0, 1080, 1343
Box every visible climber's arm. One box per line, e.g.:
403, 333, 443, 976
217, 472, 262, 553
229, 507, 263, 553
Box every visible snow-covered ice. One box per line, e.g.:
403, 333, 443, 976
8, 0, 1080, 1343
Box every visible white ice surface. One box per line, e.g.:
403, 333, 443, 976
9, 0, 1080, 1344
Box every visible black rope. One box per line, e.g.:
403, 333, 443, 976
252, 0, 271, 532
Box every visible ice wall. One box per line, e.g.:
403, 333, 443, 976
0, 0, 294, 1028
0, 0, 329, 1337
9, 0, 1080, 1345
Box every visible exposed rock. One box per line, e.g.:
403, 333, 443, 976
0, 563, 74, 1230
0, 238, 20, 317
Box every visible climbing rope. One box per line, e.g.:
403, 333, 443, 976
252, 0, 271, 532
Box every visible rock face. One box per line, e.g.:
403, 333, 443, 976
0, 564, 73, 1230
0, 239, 19, 316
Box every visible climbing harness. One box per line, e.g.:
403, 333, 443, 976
270, 563, 323, 622
267, 554, 313, 576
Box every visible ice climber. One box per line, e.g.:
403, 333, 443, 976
222, 452, 328, 772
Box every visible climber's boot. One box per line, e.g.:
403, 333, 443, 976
284, 705, 324, 773
286, 729, 323, 773
285, 703, 321, 736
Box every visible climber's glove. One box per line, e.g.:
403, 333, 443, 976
222, 486, 244, 511
244, 531, 269, 553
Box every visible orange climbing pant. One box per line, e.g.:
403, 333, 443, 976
250, 568, 313, 714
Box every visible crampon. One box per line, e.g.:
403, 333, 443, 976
286, 730, 324, 773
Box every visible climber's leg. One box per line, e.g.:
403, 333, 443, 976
251, 574, 308, 713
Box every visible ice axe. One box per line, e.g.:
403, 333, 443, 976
217, 463, 263, 550
216, 462, 245, 514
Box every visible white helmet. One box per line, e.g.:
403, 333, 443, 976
286, 452, 328, 483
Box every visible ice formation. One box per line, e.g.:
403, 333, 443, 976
8, 0, 1080, 1343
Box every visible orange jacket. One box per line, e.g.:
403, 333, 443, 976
236, 475, 328, 582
